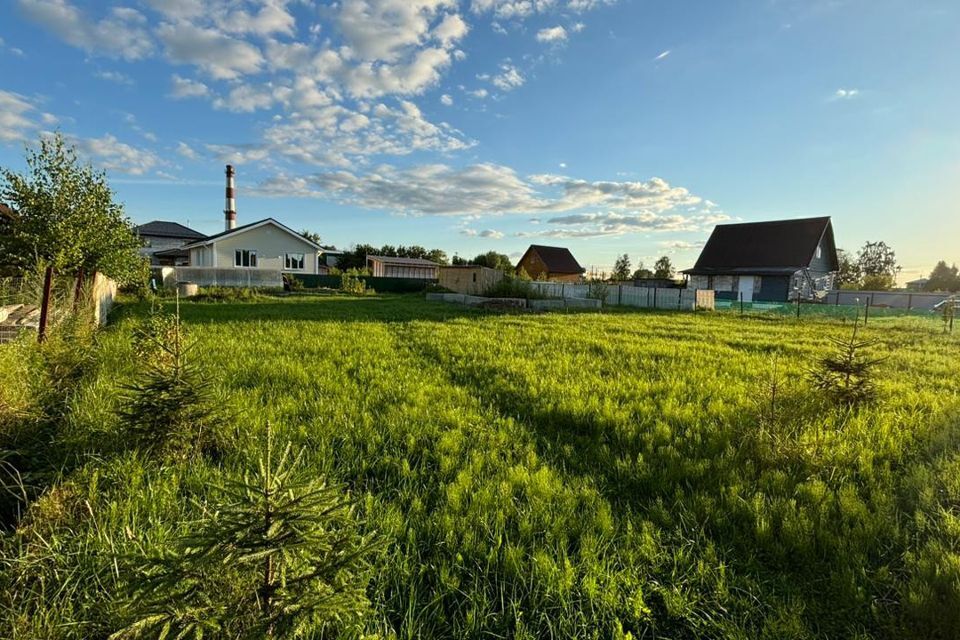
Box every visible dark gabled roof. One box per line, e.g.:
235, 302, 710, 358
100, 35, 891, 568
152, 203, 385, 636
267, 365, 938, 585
366, 255, 440, 267
521, 244, 585, 274
182, 218, 322, 250
152, 247, 190, 258
683, 217, 838, 275
136, 220, 206, 240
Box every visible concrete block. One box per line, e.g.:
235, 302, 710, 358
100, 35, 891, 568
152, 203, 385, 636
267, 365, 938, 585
564, 297, 602, 309
529, 299, 564, 311
425, 292, 445, 301
440, 293, 466, 304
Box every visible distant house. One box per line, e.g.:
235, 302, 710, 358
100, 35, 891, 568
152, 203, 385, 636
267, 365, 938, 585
136, 220, 207, 266
366, 255, 439, 279
906, 278, 929, 292
683, 217, 839, 302
515, 245, 585, 282
183, 218, 322, 274
318, 249, 344, 274
438, 265, 504, 294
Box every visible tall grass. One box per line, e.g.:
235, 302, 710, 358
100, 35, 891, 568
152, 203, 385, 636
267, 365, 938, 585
1, 294, 958, 638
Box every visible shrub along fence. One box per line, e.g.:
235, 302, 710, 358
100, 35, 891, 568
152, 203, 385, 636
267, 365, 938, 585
527, 282, 714, 311
292, 274, 435, 293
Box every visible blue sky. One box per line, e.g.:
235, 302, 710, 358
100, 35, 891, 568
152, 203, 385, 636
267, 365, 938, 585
1, 0, 958, 279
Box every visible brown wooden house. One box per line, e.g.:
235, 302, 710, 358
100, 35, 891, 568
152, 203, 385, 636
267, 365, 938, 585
516, 245, 585, 282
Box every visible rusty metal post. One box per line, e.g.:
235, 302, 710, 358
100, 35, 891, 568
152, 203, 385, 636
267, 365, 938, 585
37, 266, 53, 344
72, 268, 86, 311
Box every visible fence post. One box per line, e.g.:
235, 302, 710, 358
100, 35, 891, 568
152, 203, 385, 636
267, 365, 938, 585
864, 297, 870, 324
677, 288, 682, 310
907, 293, 912, 310
653, 287, 658, 309
796, 295, 801, 319
37, 266, 54, 344
72, 268, 86, 311
739, 291, 743, 315
562, 283, 566, 299
618, 284, 622, 306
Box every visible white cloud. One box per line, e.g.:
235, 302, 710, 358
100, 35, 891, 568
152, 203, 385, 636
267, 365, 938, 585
169, 74, 210, 98
250, 162, 711, 231
220, 1, 295, 37
338, 0, 459, 62
433, 13, 469, 47
536, 26, 567, 42
440, 93, 453, 106
17, 0, 152, 60
491, 63, 524, 91
833, 88, 860, 100
176, 141, 198, 159
461, 228, 505, 239
65, 133, 163, 175
654, 49, 670, 61
468, 88, 489, 98
0, 90, 39, 143
157, 21, 264, 79
212, 83, 276, 112
95, 70, 133, 85
658, 239, 705, 251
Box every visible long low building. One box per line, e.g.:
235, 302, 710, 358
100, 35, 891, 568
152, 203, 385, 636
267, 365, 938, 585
366, 255, 440, 279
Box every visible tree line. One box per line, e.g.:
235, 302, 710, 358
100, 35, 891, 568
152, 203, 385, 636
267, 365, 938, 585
837, 241, 959, 292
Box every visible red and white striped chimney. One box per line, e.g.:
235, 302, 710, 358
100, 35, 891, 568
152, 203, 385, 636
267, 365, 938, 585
224, 164, 236, 231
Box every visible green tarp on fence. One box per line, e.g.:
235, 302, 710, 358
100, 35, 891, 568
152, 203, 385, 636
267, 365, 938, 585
291, 274, 435, 293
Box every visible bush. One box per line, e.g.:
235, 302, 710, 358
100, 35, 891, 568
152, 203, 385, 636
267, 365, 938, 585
340, 273, 370, 295
484, 276, 547, 300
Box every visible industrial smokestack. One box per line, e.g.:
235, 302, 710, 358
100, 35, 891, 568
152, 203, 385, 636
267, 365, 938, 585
224, 164, 236, 231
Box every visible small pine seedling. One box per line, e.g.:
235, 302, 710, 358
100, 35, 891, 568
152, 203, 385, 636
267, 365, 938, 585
121, 301, 223, 461
810, 316, 884, 407
112, 426, 381, 639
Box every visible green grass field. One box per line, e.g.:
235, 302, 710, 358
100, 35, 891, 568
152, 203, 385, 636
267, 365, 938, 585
2, 293, 959, 638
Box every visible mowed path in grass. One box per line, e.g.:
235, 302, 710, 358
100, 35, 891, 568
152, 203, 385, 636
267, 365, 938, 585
175, 294, 960, 639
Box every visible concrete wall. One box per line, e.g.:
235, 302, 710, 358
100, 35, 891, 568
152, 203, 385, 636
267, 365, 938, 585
438, 266, 504, 294
91, 273, 116, 326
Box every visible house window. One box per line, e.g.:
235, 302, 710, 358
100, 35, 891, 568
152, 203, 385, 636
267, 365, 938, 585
235, 249, 257, 268
284, 253, 305, 270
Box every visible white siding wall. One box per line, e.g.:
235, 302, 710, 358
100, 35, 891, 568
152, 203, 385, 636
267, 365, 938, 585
208, 224, 318, 273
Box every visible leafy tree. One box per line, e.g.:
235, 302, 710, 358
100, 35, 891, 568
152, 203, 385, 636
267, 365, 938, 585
298, 229, 322, 245
631, 262, 653, 279
0, 133, 142, 283
335, 243, 449, 271
653, 256, 674, 279
856, 241, 898, 290
114, 431, 380, 639
612, 254, 631, 281
835, 248, 862, 288
925, 261, 960, 292
469, 251, 513, 272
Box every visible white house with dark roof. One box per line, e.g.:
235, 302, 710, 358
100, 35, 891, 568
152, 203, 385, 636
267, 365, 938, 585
178, 165, 323, 274
182, 218, 323, 274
